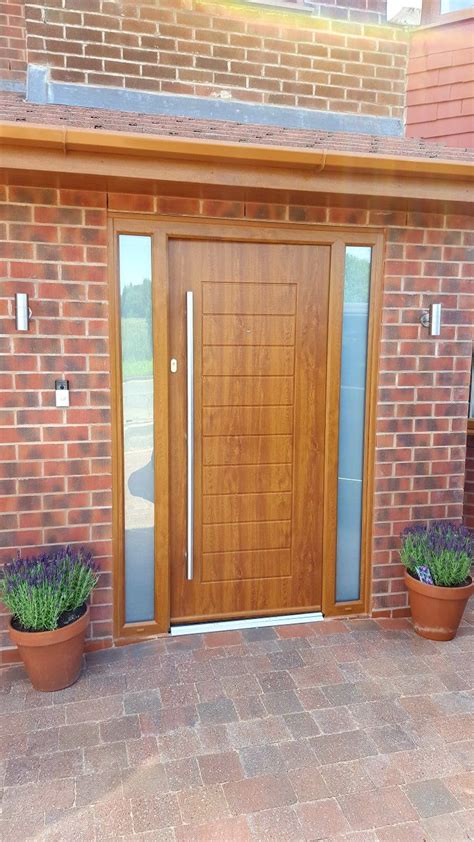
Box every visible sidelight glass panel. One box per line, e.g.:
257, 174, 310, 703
469, 356, 474, 420
441, 0, 472, 12
335, 246, 372, 602
118, 235, 155, 623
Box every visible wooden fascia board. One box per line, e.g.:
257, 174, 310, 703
0, 121, 473, 205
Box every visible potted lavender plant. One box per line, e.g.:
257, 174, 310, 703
400, 521, 473, 641
1, 547, 98, 691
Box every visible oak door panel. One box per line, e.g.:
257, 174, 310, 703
203, 314, 296, 346
202, 406, 294, 436
202, 346, 294, 376
203, 492, 293, 524
203, 376, 294, 406
169, 239, 330, 622
203, 463, 293, 495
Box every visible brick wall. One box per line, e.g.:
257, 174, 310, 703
406, 18, 474, 148
1, 186, 472, 654
464, 438, 474, 529
23, 0, 408, 119
0, 0, 27, 87
0, 185, 113, 655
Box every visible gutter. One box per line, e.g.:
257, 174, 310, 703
1, 121, 473, 183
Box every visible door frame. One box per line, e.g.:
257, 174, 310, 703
109, 215, 384, 640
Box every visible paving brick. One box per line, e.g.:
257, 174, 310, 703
249, 806, 304, 840
444, 771, 474, 808
258, 671, 297, 693
321, 759, 376, 796
38, 748, 84, 781
283, 711, 321, 739
422, 812, 470, 842
239, 744, 288, 779
100, 714, 141, 743
165, 757, 202, 791
227, 717, 292, 749
123, 689, 162, 715
338, 785, 418, 830
131, 793, 181, 833
288, 766, 330, 802
312, 707, 359, 734
198, 751, 244, 784
75, 769, 123, 807
178, 784, 230, 824
311, 730, 379, 765
296, 797, 351, 837
122, 762, 169, 798
405, 777, 462, 818
5, 755, 40, 786
197, 697, 238, 725
278, 739, 318, 771
365, 725, 416, 754
93, 797, 134, 837
234, 695, 267, 720
262, 690, 303, 715
175, 815, 251, 841
376, 822, 428, 841
224, 774, 297, 815
84, 741, 128, 773
58, 722, 101, 750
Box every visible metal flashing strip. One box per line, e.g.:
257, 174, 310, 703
170, 611, 324, 635
0, 80, 26, 94
26, 64, 403, 138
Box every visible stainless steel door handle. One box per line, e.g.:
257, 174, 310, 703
186, 291, 194, 581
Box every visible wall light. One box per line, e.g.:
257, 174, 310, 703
420, 303, 442, 337
15, 292, 31, 331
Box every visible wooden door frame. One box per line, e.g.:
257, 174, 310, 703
109, 214, 384, 640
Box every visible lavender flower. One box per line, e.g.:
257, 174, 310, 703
400, 521, 473, 587
1, 546, 99, 631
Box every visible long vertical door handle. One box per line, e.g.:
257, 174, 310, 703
186, 291, 194, 581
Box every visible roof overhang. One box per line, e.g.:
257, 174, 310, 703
1, 121, 473, 212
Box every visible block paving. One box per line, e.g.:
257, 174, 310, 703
1, 611, 473, 841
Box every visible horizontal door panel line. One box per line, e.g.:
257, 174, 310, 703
201, 374, 295, 379
203, 574, 293, 584
203, 344, 297, 349
202, 517, 292, 526
204, 490, 294, 497
202, 433, 294, 439
202, 311, 297, 317
202, 489, 292, 497
202, 281, 297, 286
202, 461, 293, 468
204, 403, 296, 408
203, 430, 293, 436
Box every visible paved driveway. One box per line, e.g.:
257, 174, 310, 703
1, 610, 473, 841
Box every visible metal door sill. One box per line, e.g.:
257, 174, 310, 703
170, 611, 324, 636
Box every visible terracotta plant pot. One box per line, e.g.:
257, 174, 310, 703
405, 571, 473, 641
9, 605, 89, 692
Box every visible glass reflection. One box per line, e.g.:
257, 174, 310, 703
119, 235, 155, 623
336, 246, 371, 603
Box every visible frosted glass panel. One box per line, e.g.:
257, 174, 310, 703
336, 247, 371, 603
441, 0, 472, 12
469, 357, 474, 419
119, 235, 155, 623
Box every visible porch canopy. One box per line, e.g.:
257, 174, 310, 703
0, 92, 473, 211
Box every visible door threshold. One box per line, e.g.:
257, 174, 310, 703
170, 611, 324, 636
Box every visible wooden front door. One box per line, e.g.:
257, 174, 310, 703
169, 238, 331, 624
